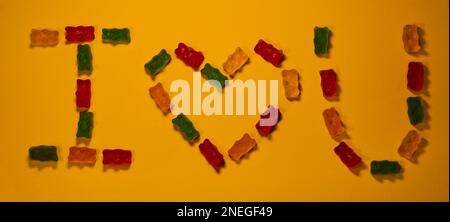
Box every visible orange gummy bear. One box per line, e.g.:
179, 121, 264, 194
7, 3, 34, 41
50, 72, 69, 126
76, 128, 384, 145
323, 107, 346, 140
68, 147, 96, 164
30, 29, 59, 47
149, 83, 171, 114
228, 133, 257, 162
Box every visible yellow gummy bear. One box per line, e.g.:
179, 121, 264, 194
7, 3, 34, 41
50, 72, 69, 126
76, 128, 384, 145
223, 47, 249, 77
282, 69, 301, 100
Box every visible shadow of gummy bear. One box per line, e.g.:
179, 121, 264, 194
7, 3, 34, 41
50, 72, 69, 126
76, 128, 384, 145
28, 160, 57, 170
372, 173, 404, 183
68, 162, 96, 169
416, 26, 428, 57
103, 164, 131, 172
350, 162, 367, 176
414, 98, 431, 131
410, 138, 428, 165
421, 64, 431, 97
76, 137, 91, 146
372, 169, 405, 183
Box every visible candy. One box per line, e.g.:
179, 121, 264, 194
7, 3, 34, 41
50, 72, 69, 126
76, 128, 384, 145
29, 145, 58, 161
223, 47, 249, 76
174, 42, 204, 70
255, 106, 282, 136
200, 63, 228, 87
398, 130, 422, 161
102, 28, 130, 44
281, 69, 301, 100
314, 27, 330, 56
199, 139, 224, 172
334, 142, 362, 169
323, 107, 346, 140
228, 133, 257, 162
68, 147, 96, 164
403, 25, 421, 54
172, 114, 200, 142
30, 29, 59, 47
102, 149, 132, 165
77, 111, 93, 139
77, 44, 93, 75
407, 62, 425, 93
407, 96, 425, 126
76, 79, 91, 111
65, 26, 95, 43
254, 39, 284, 67
144, 49, 171, 78
371, 160, 402, 175
149, 83, 171, 114
320, 69, 337, 100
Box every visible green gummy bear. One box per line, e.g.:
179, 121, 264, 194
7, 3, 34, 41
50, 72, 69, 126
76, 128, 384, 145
370, 160, 402, 175
77, 111, 93, 139
200, 63, 228, 87
102, 28, 131, 44
172, 114, 199, 142
77, 44, 92, 74
314, 27, 330, 56
29, 145, 58, 161
144, 49, 171, 78
407, 96, 425, 126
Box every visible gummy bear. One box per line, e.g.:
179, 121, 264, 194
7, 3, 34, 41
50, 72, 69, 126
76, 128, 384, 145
323, 107, 346, 140
371, 160, 402, 175
77, 111, 93, 139
320, 69, 337, 100
68, 147, 96, 165
65, 26, 95, 43
172, 114, 200, 142
228, 133, 257, 162
30, 29, 59, 47
77, 44, 92, 75
398, 130, 422, 161
407, 96, 425, 126
407, 62, 425, 94
199, 139, 224, 172
403, 25, 421, 54
76, 79, 91, 111
255, 106, 282, 136
314, 27, 330, 56
334, 142, 362, 169
102, 149, 132, 165
149, 83, 171, 114
29, 145, 58, 161
281, 69, 301, 100
254, 39, 284, 67
223, 47, 249, 76
200, 63, 228, 87
174, 43, 204, 70
102, 28, 130, 44
145, 49, 171, 79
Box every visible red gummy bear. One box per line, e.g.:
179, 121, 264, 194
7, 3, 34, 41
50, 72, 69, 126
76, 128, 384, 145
102, 149, 132, 165
76, 79, 91, 111
407, 62, 424, 93
199, 139, 224, 172
65, 26, 95, 43
255, 106, 282, 136
254, 39, 285, 67
334, 142, 362, 169
320, 69, 337, 99
174, 43, 204, 70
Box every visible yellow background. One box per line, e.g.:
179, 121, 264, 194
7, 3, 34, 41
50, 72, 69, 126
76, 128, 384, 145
0, 0, 448, 201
